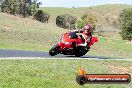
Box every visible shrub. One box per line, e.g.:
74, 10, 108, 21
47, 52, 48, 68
56, 14, 76, 29
33, 10, 50, 23
118, 8, 132, 41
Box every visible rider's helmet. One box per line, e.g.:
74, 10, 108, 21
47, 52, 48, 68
83, 24, 93, 34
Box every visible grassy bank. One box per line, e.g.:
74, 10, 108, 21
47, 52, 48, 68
0, 59, 132, 88
0, 13, 66, 51
88, 35, 132, 59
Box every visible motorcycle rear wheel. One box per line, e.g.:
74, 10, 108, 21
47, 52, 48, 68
75, 47, 89, 57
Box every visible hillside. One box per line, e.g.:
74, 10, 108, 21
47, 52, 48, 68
42, 4, 132, 31
0, 13, 66, 51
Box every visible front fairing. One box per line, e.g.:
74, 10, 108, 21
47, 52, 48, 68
59, 32, 83, 49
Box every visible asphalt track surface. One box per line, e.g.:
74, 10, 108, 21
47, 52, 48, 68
0, 49, 131, 60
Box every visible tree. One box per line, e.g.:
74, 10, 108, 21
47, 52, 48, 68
0, 0, 50, 23
118, 8, 132, 41
1, 0, 10, 13
0, 0, 40, 17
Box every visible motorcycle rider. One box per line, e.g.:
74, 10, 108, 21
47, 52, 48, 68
73, 23, 94, 47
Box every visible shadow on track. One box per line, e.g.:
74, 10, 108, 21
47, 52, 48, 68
62, 55, 125, 59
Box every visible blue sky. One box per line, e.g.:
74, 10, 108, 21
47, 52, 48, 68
38, 0, 132, 7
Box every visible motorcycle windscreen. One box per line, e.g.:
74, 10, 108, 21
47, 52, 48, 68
62, 32, 83, 44
69, 32, 78, 39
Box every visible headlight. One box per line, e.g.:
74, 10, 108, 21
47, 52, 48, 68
64, 42, 70, 45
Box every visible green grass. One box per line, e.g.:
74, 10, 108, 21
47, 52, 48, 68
88, 35, 132, 59
0, 59, 131, 88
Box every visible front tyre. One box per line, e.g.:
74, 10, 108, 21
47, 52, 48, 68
49, 44, 60, 56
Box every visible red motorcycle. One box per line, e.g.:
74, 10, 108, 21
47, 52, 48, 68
49, 32, 98, 57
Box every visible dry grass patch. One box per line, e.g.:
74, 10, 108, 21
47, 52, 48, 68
108, 65, 132, 76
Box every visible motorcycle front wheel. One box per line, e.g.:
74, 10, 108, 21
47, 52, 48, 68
49, 44, 60, 56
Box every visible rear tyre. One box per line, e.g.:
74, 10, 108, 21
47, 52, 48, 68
49, 44, 60, 56
75, 47, 89, 57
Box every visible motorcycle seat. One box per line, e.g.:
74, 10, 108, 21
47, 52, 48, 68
79, 35, 85, 43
